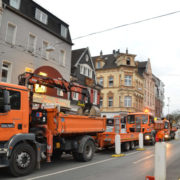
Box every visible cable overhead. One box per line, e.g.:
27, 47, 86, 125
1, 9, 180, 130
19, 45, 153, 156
72, 10, 180, 40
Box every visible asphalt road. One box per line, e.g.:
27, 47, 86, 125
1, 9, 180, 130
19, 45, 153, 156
0, 140, 180, 180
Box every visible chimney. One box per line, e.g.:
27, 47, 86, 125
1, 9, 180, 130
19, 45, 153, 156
126, 48, 128, 54
113, 49, 120, 58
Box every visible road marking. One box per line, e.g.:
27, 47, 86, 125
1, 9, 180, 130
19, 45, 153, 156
27, 149, 150, 180
26, 158, 115, 180
27, 151, 140, 180
133, 154, 154, 164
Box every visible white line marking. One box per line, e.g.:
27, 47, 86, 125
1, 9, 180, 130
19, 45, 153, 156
27, 148, 151, 180
133, 154, 154, 164
26, 158, 114, 180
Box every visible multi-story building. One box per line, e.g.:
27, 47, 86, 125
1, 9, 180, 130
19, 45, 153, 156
0, 0, 73, 110
93, 49, 144, 118
153, 74, 165, 118
71, 47, 101, 112
137, 59, 155, 115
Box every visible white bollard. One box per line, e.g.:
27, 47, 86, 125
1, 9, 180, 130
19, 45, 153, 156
154, 142, 166, 180
139, 133, 144, 149
178, 129, 180, 139
115, 134, 121, 155
175, 130, 179, 140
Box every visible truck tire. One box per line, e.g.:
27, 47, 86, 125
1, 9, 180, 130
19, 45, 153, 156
130, 141, 135, 150
79, 140, 95, 162
9, 143, 36, 177
124, 142, 130, 151
150, 136, 155, 145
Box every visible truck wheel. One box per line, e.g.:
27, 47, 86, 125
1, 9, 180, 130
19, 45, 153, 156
130, 141, 135, 150
9, 143, 36, 177
79, 140, 95, 162
124, 142, 130, 151
151, 136, 155, 145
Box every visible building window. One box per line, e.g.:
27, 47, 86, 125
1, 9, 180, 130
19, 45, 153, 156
84, 67, 88, 76
1, 62, 11, 83
80, 64, 93, 78
6, 23, 16, 45
73, 92, 79, 100
59, 50, 66, 66
35, 8, 48, 25
96, 61, 101, 69
119, 96, 121, 107
108, 76, 113, 87
42, 41, 49, 60
100, 97, 103, 108
93, 90, 97, 105
10, 0, 21, 9
27, 34, 36, 53
57, 88, 63, 97
124, 96, 132, 107
99, 77, 103, 86
108, 96, 113, 107
125, 75, 132, 86
61, 24, 68, 38
126, 58, 130, 65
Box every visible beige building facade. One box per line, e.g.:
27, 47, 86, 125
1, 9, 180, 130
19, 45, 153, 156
93, 50, 144, 118
137, 59, 155, 115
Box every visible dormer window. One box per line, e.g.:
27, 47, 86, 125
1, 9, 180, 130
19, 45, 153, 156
80, 64, 92, 78
35, 8, 48, 25
126, 57, 130, 65
10, 0, 21, 10
61, 24, 68, 38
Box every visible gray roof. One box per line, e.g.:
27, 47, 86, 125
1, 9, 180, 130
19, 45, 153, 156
71, 48, 86, 67
92, 54, 117, 70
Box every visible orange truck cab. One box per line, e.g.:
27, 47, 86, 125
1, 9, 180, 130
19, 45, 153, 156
97, 116, 139, 151
0, 82, 106, 177
127, 112, 156, 145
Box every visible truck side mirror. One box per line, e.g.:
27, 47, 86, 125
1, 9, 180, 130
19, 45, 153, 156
3, 90, 10, 105
3, 90, 11, 112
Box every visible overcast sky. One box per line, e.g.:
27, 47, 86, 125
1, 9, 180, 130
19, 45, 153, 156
34, 0, 180, 115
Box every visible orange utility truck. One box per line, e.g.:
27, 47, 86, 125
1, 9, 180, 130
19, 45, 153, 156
97, 116, 139, 151
127, 112, 156, 145
156, 119, 177, 141
0, 73, 106, 177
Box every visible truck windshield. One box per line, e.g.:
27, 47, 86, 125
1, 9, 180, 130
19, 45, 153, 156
127, 115, 135, 124
142, 115, 148, 124
135, 115, 148, 124
164, 122, 169, 129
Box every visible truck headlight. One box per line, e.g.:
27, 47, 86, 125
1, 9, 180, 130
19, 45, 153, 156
145, 135, 150, 140
165, 134, 169, 139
